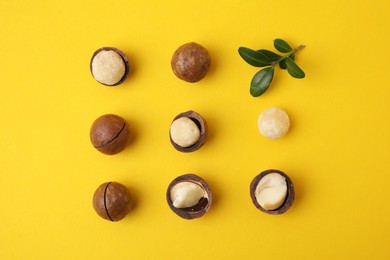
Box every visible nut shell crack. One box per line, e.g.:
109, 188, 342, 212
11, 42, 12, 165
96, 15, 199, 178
94, 123, 127, 148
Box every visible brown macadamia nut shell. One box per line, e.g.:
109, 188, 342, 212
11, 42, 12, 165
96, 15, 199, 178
250, 169, 295, 215
166, 174, 212, 220
92, 182, 131, 221
90, 114, 130, 155
169, 110, 207, 153
171, 42, 211, 83
90, 47, 130, 86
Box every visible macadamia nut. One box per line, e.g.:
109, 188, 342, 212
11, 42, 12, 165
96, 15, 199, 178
170, 117, 200, 147
171, 42, 211, 83
92, 182, 131, 221
166, 174, 212, 219
170, 182, 205, 208
258, 106, 290, 139
90, 114, 130, 155
255, 173, 287, 211
91, 50, 126, 85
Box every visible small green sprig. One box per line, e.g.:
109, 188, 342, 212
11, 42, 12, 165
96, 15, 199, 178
238, 39, 305, 97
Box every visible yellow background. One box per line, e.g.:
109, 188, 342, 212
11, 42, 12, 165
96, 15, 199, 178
1, 0, 389, 259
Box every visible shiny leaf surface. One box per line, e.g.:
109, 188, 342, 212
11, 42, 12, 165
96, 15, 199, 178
250, 67, 274, 97
286, 57, 305, 78
274, 38, 292, 53
238, 47, 272, 67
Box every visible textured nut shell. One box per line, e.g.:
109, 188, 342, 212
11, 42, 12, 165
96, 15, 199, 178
90, 47, 130, 86
90, 114, 129, 155
166, 174, 212, 220
92, 183, 110, 220
169, 111, 207, 153
250, 169, 295, 215
92, 182, 131, 221
171, 42, 211, 83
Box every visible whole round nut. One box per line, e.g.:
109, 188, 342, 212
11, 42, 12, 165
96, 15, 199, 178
90, 114, 130, 155
92, 182, 131, 221
171, 42, 211, 83
90, 47, 130, 86
250, 169, 295, 215
166, 174, 212, 220
258, 106, 290, 139
169, 110, 207, 153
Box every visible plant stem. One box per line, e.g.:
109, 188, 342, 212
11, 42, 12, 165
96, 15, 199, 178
271, 44, 305, 67
294, 44, 305, 52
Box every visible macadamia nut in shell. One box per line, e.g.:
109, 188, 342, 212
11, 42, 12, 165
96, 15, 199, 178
250, 169, 295, 215
92, 182, 132, 221
255, 173, 287, 211
90, 47, 129, 86
169, 111, 207, 153
170, 117, 201, 148
90, 114, 130, 155
166, 174, 212, 220
170, 181, 205, 208
171, 42, 211, 83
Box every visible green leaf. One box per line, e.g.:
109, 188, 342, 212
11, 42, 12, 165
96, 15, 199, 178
274, 39, 292, 53
238, 47, 272, 67
279, 53, 295, 69
286, 57, 305, 78
250, 67, 274, 97
256, 49, 281, 62
279, 59, 287, 69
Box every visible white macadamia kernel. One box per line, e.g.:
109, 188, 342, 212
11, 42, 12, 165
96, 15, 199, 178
258, 106, 290, 139
92, 50, 126, 85
170, 117, 200, 147
255, 173, 287, 211
170, 181, 205, 208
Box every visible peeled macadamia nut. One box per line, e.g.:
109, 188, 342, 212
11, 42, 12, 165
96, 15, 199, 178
255, 173, 287, 211
170, 181, 205, 208
90, 114, 130, 155
169, 110, 207, 153
90, 47, 129, 86
92, 182, 131, 221
170, 117, 201, 148
258, 106, 290, 139
166, 174, 212, 219
171, 42, 211, 83
250, 169, 295, 215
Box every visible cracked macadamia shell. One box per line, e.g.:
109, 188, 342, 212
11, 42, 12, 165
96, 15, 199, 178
169, 110, 207, 153
250, 169, 295, 215
166, 174, 212, 220
92, 182, 131, 221
90, 114, 130, 155
171, 42, 211, 83
90, 47, 129, 86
